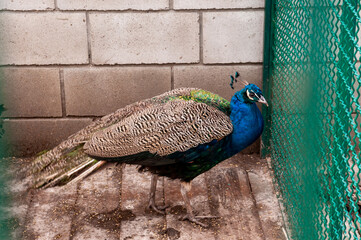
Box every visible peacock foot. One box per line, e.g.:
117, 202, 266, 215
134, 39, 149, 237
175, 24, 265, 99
148, 200, 169, 214
179, 214, 219, 227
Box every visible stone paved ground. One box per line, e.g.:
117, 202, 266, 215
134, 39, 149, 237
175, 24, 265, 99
5, 154, 287, 240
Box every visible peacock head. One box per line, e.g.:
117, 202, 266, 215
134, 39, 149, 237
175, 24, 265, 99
230, 72, 268, 106
240, 84, 268, 106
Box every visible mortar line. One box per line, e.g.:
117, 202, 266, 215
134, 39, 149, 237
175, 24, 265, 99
6, 108, 341, 120
199, 12, 204, 64
169, 0, 174, 10
0, 8, 265, 13
264, 158, 292, 240
116, 163, 123, 238
0, 62, 263, 68
161, 177, 167, 236
85, 12, 93, 65
119, 164, 127, 237
54, 0, 58, 10
20, 189, 36, 240
59, 69, 67, 117
68, 182, 81, 240
171, 66, 174, 90
204, 172, 220, 240
2, 116, 95, 120
244, 170, 267, 240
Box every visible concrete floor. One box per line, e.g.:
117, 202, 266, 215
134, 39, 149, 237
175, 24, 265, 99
4, 154, 287, 240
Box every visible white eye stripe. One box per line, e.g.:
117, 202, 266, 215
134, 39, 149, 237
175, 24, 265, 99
246, 90, 258, 99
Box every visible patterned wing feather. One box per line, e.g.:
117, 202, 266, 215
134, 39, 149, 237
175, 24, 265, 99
84, 99, 233, 158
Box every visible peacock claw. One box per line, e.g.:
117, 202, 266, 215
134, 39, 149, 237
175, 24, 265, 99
179, 214, 218, 227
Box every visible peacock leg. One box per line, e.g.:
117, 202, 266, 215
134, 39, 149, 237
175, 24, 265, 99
179, 181, 218, 227
148, 174, 168, 214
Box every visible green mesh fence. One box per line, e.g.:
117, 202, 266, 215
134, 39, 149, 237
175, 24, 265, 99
263, 0, 361, 239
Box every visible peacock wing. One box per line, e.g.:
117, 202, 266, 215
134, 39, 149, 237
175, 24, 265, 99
83, 99, 233, 160
30, 88, 199, 186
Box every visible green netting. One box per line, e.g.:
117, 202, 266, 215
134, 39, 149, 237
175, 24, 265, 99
263, 0, 361, 239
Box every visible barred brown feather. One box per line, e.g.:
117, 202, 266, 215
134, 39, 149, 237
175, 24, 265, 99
84, 100, 233, 158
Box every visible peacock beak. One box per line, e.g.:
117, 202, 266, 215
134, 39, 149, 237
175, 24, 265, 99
258, 95, 269, 107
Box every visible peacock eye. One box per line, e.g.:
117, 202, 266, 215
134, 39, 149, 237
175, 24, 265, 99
249, 92, 255, 98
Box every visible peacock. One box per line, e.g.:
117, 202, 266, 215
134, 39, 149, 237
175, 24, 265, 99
30, 72, 268, 227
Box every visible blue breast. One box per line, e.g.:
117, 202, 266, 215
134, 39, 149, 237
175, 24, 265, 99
229, 101, 264, 155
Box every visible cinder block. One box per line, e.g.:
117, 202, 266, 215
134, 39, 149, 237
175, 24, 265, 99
58, 0, 168, 10
0, 12, 88, 65
174, 65, 263, 101
0, 0, 54, 10
174, 0, 264, 9
89, 12, 199, 64
0, 119, 93, 157
0, 68, 62, 117
203, 11, 264, 64
63, 67, 171, 116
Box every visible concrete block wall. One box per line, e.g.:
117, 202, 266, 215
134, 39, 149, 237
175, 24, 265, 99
0, 0, 265, 156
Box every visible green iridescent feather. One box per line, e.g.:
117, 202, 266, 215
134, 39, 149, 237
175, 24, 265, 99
162, 89, 231, 115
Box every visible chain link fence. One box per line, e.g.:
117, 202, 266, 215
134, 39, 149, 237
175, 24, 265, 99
263, 0, 361, 239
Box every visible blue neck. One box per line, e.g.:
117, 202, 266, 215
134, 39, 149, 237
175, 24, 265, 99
229, 93, 264, 154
